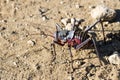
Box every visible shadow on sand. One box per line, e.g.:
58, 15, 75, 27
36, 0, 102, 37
109, 9, 120, 23
91, 9, 120, 65
95, 30, 120, 65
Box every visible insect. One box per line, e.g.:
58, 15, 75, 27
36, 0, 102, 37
50, 18, 106, 66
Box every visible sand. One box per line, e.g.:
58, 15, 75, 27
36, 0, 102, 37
0, 0, 120, 80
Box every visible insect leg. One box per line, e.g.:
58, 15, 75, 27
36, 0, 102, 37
76, 38, 91, 50
91, 36, 102, 65
51, 42, 56, 61
100, 21, 106, 43
68, 46, 73, 58
56, 23, 62, 31
84, 19, 100, 32
68, 46, 74, 80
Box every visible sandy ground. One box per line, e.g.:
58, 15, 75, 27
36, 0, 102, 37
0, 0, 120, 80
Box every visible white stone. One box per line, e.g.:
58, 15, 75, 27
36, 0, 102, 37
42, 16, 47, 21
89, 6, 95, 9
108, 51, 120, 65
90, 5, 116, 21
60, 1, 64, 4
13, 62, 17, 66
27, 40, 35, 46
75, 4, 80, 9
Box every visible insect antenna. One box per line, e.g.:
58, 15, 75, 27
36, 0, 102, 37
29, 30, 55, 38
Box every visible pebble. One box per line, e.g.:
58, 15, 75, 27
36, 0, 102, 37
108, 51, 120, 65
60, 1, 64, 4
73, 60, 81, 68
13, 62, 17, 66
89, 5, 96, 9
75, 4, 80, 9
0, 20, 7, 23
73, 60, 86, 69
10, 43, 15, 47
39, 8, 48, 15
0, 27, 6, 31
42, 16, 47, 21
27, 40, 36, 46
90, 5, 116, 21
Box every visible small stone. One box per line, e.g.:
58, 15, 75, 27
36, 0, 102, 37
13, 62, 17, 66
61, 18, 69, 26
108, 51, 120, 65
0, 27, 6, 31
60, 1, 64, 4
42, 16, 47, 21
39, 8, 48, 15
89, 5, 95, 9
104, 22, 109, 24
42, 15, 48, 21
73, 60, 81, 68
101, 0, 106, 4
75, 4, 80, 9
27, 40, 36, 46
90, 5, 116, 21
0, 20, 7, 23
10, 43, 15, 47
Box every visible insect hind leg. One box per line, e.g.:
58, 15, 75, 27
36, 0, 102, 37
100, 21, 106, 43
50, 42, 56, 61
91, 36, 103, 65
